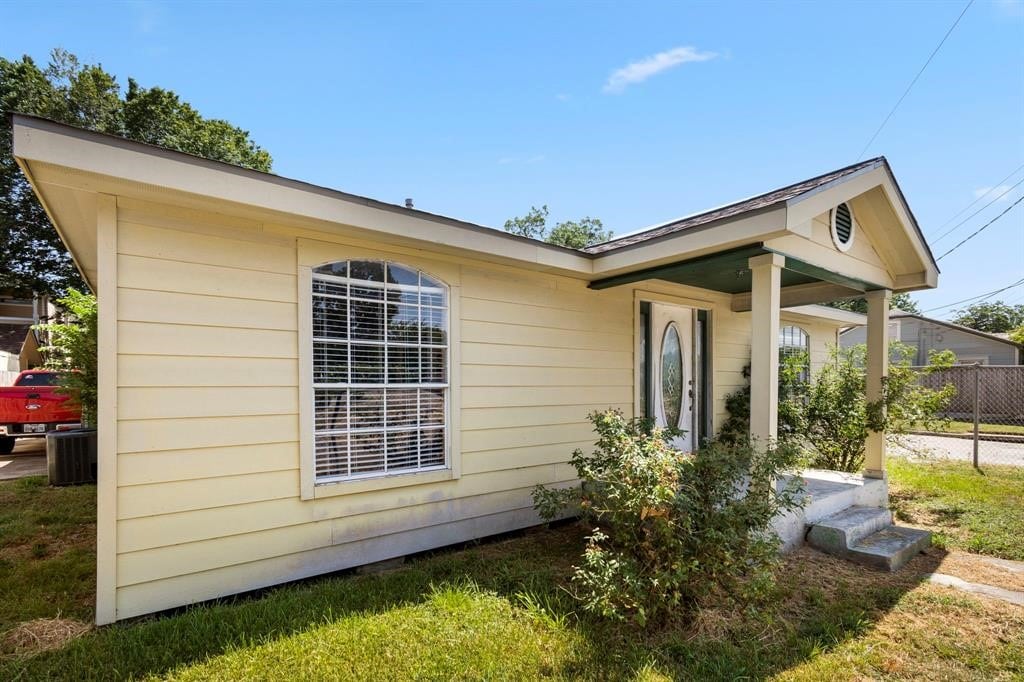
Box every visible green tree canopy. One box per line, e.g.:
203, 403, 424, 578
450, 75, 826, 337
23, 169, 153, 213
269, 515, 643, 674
503, 204, 613, 249
827, 292, 920, 315
950, 300, 1024, 334
1, 48, 273, 295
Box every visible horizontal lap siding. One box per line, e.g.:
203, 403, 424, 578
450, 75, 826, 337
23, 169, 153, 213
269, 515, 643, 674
112, 203, 633, 619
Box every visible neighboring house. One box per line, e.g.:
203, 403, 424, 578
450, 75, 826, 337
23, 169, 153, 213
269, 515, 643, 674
12, 115, 938, 624
841, 311, 1024, 365
0, 293, 49, 384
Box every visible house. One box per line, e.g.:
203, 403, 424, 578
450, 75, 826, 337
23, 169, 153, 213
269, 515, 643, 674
11, 114, 939, 624
0, 293, 49, 384
841, 311, 1024, 365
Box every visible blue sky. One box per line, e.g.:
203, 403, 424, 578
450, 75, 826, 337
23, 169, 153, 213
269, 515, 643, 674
3, 0, 1023, 317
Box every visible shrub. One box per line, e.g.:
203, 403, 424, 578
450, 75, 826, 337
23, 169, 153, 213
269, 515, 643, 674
533, 410, 803, 626
780, 344, 955, 472
35, 290, 98, 427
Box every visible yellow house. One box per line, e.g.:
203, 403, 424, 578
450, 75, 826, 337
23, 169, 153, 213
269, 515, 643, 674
12, 114, 937, 624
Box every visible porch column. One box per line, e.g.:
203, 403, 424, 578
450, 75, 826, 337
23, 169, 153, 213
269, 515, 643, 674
748, 253, 784, 445
864, 289, 891, 479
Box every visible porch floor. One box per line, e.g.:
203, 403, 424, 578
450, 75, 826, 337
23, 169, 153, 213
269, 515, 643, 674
774, 469, 889, 553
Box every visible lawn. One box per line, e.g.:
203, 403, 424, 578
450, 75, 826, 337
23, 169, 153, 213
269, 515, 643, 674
918, 421, 1024, 437
889, 458, 1024, 560
0, 474, 1021, 680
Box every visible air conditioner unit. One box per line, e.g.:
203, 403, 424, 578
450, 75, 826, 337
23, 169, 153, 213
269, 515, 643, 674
46, 429, 97, 486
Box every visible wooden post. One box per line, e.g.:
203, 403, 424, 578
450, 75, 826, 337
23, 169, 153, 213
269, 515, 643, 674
864, 289, 890, 479
748, 253, 784, 446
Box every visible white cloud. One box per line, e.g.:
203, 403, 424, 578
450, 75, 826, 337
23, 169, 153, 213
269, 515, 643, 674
973, 185, 1015, 201
995, 0, 1023, 17
602, 46, 717, 94
555, 93, 571, 102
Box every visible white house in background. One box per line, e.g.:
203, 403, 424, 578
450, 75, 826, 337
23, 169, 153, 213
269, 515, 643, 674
841, 311, 1024, 365
12, 114, 939, 624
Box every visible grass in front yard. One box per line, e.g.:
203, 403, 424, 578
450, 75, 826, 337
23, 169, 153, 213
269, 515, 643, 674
0, 476, 95, 633
1, 476, 1021, 680
889, 458, 1024, 560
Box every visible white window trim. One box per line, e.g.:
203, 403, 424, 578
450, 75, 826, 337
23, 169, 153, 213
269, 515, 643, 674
830, 203, 856, 253
298, 258, 461, 501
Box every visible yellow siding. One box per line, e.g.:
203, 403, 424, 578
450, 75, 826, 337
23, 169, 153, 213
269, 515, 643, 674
107, 197, 788, 621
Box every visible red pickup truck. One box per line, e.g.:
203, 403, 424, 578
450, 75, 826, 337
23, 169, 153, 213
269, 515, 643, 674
0, 370, 82, 454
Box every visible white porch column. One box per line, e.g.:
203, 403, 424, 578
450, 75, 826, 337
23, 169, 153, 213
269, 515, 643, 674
864, 289, 891, 479
748, 253, 784, 445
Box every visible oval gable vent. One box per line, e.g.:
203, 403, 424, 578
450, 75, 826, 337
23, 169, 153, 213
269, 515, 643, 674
831, 202, 855, 251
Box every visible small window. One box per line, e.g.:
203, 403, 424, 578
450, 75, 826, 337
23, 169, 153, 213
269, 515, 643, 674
830, 202, 856, 252
779, 325, 810, 381
660, 323, 684, 429
311, 260, 448, 483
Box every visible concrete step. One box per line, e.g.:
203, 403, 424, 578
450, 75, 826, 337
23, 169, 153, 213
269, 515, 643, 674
807, 506, 893, 552
847, 526, 932, 572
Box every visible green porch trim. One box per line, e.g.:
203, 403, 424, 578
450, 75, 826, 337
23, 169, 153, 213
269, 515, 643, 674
588, 244, 880, 294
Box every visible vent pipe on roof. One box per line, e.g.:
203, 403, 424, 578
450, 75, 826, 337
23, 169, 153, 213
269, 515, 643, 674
405, 198, 414, 209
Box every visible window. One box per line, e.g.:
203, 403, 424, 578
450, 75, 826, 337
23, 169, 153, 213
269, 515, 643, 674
311, 260, 448, 483
660, 323, 684, 429
779, 325, 810, 381
830, 202, 856, 252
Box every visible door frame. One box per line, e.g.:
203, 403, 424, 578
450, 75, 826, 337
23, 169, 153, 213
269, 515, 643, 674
634, 291, 714, 446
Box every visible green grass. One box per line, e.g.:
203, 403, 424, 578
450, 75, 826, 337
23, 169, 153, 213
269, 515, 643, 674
0, 476, 96, 632
1, 476, 1022, 680
919, 420, 1024, 436
889, 458, 1024, 560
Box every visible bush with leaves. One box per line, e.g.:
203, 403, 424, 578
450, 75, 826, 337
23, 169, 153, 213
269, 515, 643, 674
532, 410, 803, 626
779, 343, 955, 472
35, 289, 97, 427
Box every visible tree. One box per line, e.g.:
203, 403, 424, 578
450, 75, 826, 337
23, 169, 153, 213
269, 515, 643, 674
504, 204, 613, 248
36, 289, 97, 426
1009, 324, 1024, 346
1, 49, 273, 295
950, 300, 1024, 334
827, 292, 920, 314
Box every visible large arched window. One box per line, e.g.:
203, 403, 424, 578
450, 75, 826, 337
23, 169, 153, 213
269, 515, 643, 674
311, 260, 448, 482
779, 325, 810, 381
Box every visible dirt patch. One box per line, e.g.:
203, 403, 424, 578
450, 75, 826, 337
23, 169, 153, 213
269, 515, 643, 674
1, 618, 91, 659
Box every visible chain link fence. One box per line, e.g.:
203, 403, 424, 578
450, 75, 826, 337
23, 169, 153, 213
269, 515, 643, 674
895, 364, 1024, 467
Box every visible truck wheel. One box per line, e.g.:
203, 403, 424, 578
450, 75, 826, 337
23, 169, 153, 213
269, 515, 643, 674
0, 437, 14, 455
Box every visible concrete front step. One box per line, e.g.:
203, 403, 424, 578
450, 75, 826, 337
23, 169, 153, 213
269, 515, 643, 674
806, 505, 893, 552
807, 506, 931, 572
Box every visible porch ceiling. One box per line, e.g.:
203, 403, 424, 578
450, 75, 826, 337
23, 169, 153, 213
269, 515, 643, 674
588, 243, 875, 295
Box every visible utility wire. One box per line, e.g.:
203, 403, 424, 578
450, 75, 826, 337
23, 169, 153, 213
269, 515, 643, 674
931, 162, 1024, 234
932, 176, 1024, 243
922, 277, 1024, 313
936, 194, 1024, 260
856, 0, 973, 160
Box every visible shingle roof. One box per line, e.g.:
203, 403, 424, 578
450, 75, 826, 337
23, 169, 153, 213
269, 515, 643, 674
0, 324, 30, 355
584, 157, 886, 254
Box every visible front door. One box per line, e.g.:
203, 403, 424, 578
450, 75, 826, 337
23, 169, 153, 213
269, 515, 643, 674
650, 303, 696, 452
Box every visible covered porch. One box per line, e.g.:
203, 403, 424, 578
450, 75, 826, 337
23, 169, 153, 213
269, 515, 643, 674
584, 161, 940, 562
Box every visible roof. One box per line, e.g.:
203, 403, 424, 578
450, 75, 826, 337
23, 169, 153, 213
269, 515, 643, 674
584, 158, 887, 254
889, 312, 1024, 349
0, 324, 30, 355
842, 311, 1024, 350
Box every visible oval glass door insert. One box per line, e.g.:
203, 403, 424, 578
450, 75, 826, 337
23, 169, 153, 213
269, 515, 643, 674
661, 323, 683, 429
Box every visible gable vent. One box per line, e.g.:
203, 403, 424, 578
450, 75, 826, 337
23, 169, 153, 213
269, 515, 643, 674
831, 202, 855, 251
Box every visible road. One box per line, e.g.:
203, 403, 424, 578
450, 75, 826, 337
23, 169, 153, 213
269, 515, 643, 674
891, 434, 1024, 467
0, 438, 47, 480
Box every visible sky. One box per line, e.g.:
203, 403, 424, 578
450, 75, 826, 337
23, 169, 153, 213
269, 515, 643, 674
3, 0, 1023, 318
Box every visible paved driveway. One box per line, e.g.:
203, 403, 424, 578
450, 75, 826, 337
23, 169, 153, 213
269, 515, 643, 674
892, 434, 1024, 467
0, 438, 47, 480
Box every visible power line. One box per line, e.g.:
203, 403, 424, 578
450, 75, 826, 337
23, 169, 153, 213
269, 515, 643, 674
936, 194, 1024, 260
922, 277, 1024, 313
932, 176, 1024, 243
856, 0, 974, 160
931, 162, 1024, 234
